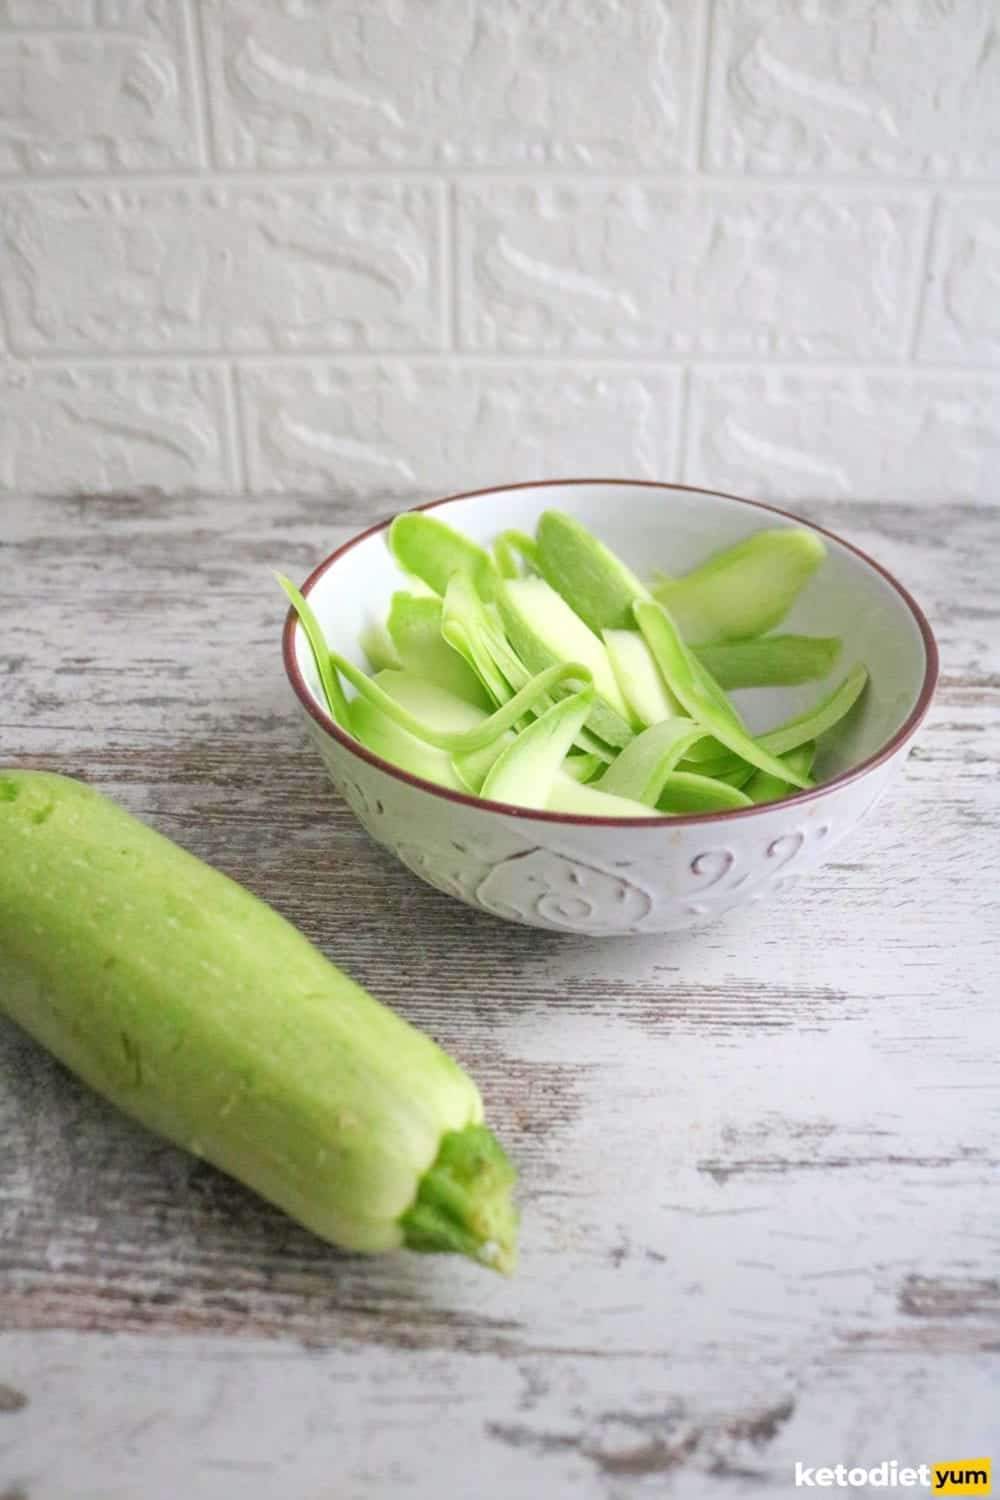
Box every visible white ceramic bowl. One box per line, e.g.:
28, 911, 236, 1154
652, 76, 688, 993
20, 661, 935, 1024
283, 481, 937, 936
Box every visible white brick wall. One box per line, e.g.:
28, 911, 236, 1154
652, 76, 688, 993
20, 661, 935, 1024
0, 1, 997, 503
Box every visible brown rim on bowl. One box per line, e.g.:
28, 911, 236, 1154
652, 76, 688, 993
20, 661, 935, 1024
282, 479, 939, 827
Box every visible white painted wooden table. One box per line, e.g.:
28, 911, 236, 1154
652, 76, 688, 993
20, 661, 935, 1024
2, 494, 998, 1500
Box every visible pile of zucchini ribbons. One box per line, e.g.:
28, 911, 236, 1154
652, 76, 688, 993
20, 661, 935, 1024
281, 511, 868, 818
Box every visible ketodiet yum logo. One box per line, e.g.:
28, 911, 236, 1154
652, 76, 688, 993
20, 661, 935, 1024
794, 1458, 991, 1492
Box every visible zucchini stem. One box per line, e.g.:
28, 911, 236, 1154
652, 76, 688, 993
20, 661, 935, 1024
401, 1125, 519, 1274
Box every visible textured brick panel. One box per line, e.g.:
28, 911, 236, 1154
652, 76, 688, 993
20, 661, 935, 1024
918, 195, 1000, 363
458, 182, 923, 358
0, 183, 443, 353
0, 3, 995, 501
203, 0, 693, 169
0, 363, 237, 494
239, 362, 680, 497
0, 1, 201, 173
706, 0, 1000, 178
687, 371, 1000, 504
0, 2, 94, 24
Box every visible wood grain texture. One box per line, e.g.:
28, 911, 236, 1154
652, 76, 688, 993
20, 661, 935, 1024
1, 494, 998, 1500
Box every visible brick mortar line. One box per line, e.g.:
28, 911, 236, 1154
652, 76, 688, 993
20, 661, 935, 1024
675, 366, 692, 485
219, 361, 248, 493
0, 283, 12, 353
0, 170, 996, 192
441, 183, 457, 355
692, 0, 716, 173
184, 0, 218, 173
5, 498, 995, 516
5, 354, 999, 376
907, 195, 942, 364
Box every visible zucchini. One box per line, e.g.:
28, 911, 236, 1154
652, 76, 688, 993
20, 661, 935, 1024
497, 577, 635, 746
351, 698, 468, 791
492, 530, 539, 580
706, 761, 757, 790
389, 513, 499, 602
596, 718, 708, 807
685, 664, 870, 780
693, 634, 842, 690
441, 573, 517, 707
535, 510, 651, 633
604, 628, 681, 725
754, 664, 869, 759
331, 653, 591, 754
745, 742, 818, 804
286, 504, 869, 820
633, 601, 812, 790
547, 776, 654, 819
656, 772, 754, 814
559, 751, 605, 784
441, 576, 615, 763
652, 529, 825, 644
278, 575, 352, 731
480, 690, 594, 809
451, 733, 515, 793
359, 618, 403, 673
386, 593, 492, 708
371, 669, 489, 736
0, 771, 517, 1271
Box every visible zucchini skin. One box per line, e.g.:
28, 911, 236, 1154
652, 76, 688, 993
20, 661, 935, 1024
0, 771, 482, 1253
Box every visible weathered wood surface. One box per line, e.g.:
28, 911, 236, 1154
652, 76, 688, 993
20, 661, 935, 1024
1, 494, 998, 1500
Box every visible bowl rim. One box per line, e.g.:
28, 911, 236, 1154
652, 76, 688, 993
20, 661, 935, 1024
282, 478, 939, 828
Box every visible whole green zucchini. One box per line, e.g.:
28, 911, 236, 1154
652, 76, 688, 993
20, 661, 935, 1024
0, 771, 517, 1272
